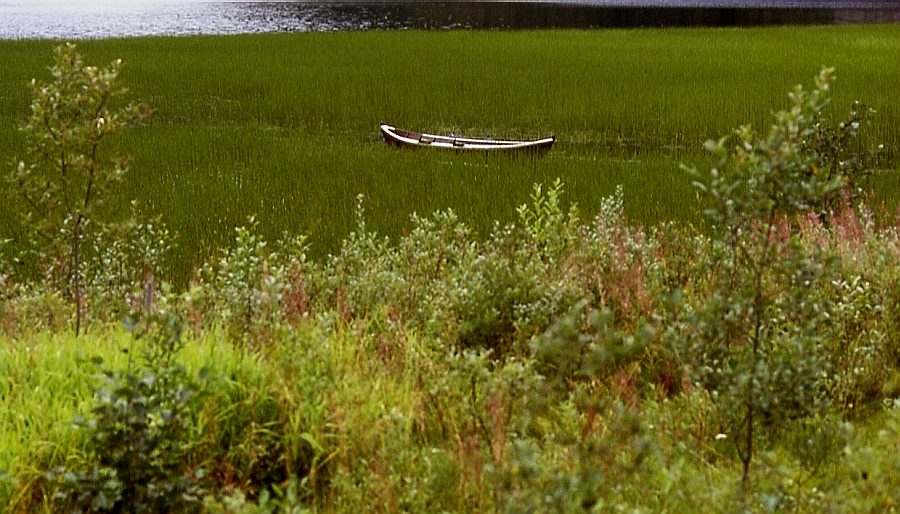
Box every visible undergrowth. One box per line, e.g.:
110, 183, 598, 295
3, 175, 897, 512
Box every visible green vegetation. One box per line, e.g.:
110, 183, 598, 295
6, 43, 151, 334
1, 26, 899, 282
687, 67, 877, 486
3, 178, 899, 511
1, 31, 899, 512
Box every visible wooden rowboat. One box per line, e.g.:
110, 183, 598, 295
380, 124, 555, 153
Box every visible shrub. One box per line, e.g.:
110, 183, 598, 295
4, 43, 150, 334
310, 195, 411, 324
530, 299, 652, 392
84, 208, 176, 325
685, 68, 882, 486
498, 396, 652, 513
44, 312, 207, 513
188, 218, 307, 345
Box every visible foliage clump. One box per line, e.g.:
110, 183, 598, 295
684, 68, 886, 485
3, 43, 151, 334
44, 312, 207, 513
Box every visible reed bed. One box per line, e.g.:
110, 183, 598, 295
1, 25, 898, 281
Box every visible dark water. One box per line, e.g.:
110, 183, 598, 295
1, 1, 898, 39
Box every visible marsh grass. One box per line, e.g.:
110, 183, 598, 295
1, 26, 898, 281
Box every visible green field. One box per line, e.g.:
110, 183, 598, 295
1, 25, 899, 281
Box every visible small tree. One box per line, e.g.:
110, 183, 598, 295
6, 43, 150, 334
685, 68, 878, 489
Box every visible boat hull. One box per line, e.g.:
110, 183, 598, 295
380, 124, 555, 153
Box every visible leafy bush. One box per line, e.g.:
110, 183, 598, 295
516, 178, 580, 262
1, 281, 71, 335
44, 312, 207, 513
531, 299, 652, 391
307, 186, 584, 355
4, 43, 150, 334
204, 478, 312, 514
685, 68, 883, 485
498, 394, 653, 513
84, 209, 176, 326
188, 217, 307, 345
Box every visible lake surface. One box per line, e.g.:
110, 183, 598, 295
1, 1, 898, 39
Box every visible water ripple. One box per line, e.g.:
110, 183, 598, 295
1, 1, 897, 39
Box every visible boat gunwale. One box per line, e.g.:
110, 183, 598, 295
380, 124, 555, 151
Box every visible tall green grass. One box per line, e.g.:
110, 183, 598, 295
1, 26, 898, 281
